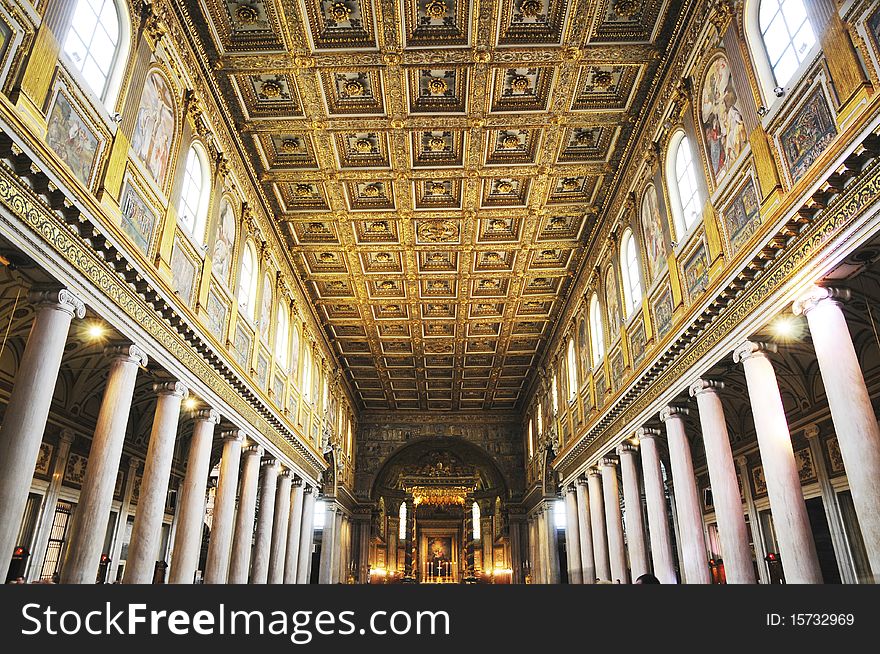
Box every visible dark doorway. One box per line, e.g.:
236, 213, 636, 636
805, 496, 841, 584
557, 529, 569, 584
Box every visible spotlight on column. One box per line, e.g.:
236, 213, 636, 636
85, 321, 107, 341
771, 316, 803, 342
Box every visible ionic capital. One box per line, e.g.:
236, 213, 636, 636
194, 408, 220, 424
587, 466, 602, 478
303, 484, 313, 494
29, 287, 86, 319
689, 378, 724, 398
278, 468, 292, 479
220, 429, 244, 443
58, 428, 76, 445
600, 455, 618, 468
154, 380, 188, 399
617, 442, 638, 455
105, 342, 149, 367
732, 340, 776, 364
803, 423, 821, 441
659, 405, 688, 422
635, 426, 660, 440
261, 457, 278, 469
792, 285, 851, 316
242, 444, 264, 457
565, 483, 577, 494
576, 475, 589, 486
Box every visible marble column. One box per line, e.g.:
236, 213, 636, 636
284, 478, 305, 583
0, 288, 84, 575
124, 381, 188, 584
228, 445, 263, 584
268, 469, 292, 584
795, 287, 880, 583
575, 478, 596, 583
107, 457, 140, 582
169, 408, 219, 584
509, 517, 523, 583
250, 458, 279, 584
734, 341, 823, 583
588, 468, 611, 581
637, 427, 677, 583
62, 343, 147, 584
690, 379, 755, 584
203, 429, 243, 583
535, 505, 548, 583
601, 457, 628, 583
563, 484, 583, 583
527, 515, 538, 583
27, 429, 74, 581
544, 500, 560, 584
618, 443, 649, 580
332, 507, 345, 582
661, 406, 710, 584
318, 502, 337, 584
296, 486, 316, 583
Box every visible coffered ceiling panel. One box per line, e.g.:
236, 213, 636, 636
193, 0, 679, 410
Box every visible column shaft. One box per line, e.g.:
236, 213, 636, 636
797, 291, 880, 583
544, 502, 560, 584
250, 459, 279, 584
296, 488, 316, 583
27, 431, 74, 581
284, 481, 305, 583
638, 429, 677, 583
563, 486, 583, 583
62, 344, 146, 584
575, 480, 596, 583
203, 431, 243, 583
169, 409, 218, 584
619, 445, 649, 580
601, 459, 629, 583
735, 342, 823, 583
228, 446, 262, 583
268, 471, 292, 584
124, 382, 187, 584
318, 503, 337, 584
661, 407, 711, 584
588, 470, 611, 580
0, 289, 83, 575
691, 381, 756, 583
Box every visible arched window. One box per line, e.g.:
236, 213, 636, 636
62, 0, 129, 106
551, 373, 559, 414
398, 502, 407, 540
620, 228, 643, 316
537, 402, 543, 436
567, 338, 577, 400
290, 323, 301, 381
472, 502, 481, 540
302, 346, 313, 401
667, 132, 702, 239
238, 241, 258, 322
757, 0, 815, 89
275, 301, 290, 369
177, 144, 210, 245
589, 293, 604, 366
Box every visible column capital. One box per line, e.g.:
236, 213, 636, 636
193, 408, 220, 424
734, 454, 749, 469
242, 444, 264, 457
587, 466, 602, 478
576, 474, 589, 486
220, 428, 244, 443
291, 475, 303, 487
58, 428, 76, 445
126, 456, 142, 472
732, 340, 776, 364
28, 287, 86, 319
105, 342, 149, 367
261, 457, 278, 469
635, 426, 660, 440
303, 484, 313, 494
153, 380, 188, 398
279, 468, 292, 479
792, 285, 851, 316
659, 405, 689, 422
565, 482, 577, 494
689, 378, 724, 398
803, 423, 821, 441
600, 455, 618, 467
617, 442, 638, 455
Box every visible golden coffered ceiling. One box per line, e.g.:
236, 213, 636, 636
190, 0, 680, 411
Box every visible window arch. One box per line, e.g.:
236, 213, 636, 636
290, 323, 301, 381
527, 419, 534, 459
238, 240, 258, 322
275, 301, 290, 369
620, 228, 643, 316
589, 293, 604, 366
62, 0, 129, 106
177, 144, 210, 245
666, 131, 702, 239
754, 0, 816, 91
551, 373, 559, 414
302, 346, 313, 401
567, 338, 577, 401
